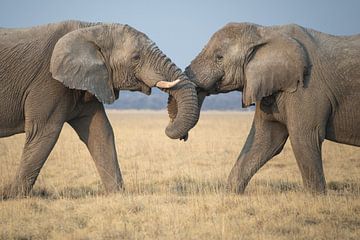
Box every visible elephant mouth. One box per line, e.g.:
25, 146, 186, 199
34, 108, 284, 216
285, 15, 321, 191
130, 85, 151, 95
199, 76, 241, 95
195, 86, 211, 96
185, 67, 226, 95
194, 77, 223, 95
113, 82, 152, 96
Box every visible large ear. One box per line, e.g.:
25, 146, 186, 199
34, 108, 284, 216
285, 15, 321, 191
50, 26, 115, 104
243, 34, 308, 106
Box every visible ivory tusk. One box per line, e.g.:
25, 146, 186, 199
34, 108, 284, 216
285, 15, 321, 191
155, 79, 181, 89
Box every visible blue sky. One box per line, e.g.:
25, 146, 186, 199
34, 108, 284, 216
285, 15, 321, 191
1, 0, 359, 69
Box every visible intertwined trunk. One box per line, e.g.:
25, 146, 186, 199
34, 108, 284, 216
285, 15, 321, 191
165, 80, 199, 139
148, 45, 200, 139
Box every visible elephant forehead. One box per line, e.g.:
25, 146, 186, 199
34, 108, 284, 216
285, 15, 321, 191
228, 43, 246, 56
112, 37, 143, 58
208, 34, 231, 48
119, 35, 138, 48
208, 33, 248, 54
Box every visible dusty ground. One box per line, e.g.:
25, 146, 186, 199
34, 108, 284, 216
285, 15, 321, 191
0, 111, 359, 239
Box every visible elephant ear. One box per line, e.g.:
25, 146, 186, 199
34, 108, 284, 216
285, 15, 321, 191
50, 26, 115, 104
243, 34, 307, 106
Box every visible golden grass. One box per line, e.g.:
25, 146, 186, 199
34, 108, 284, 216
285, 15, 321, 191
0, 111, 359, 239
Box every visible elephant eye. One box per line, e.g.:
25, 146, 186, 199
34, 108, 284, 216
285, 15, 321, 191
132, 53, 140, 61
215, 54, 223, 63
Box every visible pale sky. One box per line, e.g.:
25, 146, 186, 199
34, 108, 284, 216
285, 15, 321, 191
1, 0, 359, 68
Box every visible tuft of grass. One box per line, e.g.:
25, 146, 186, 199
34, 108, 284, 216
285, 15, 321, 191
168, 176, 226, 195
327, 181, 360, 195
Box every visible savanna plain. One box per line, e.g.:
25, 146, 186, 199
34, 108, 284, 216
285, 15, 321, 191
0, 111, 359, 240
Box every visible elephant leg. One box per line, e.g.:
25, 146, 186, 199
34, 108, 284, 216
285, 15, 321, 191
68, 102, 123, 193
227, 118, 288, 193
288, 126, 326, 193
4, 121, 63, 198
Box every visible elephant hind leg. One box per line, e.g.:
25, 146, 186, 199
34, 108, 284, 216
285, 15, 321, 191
289, 125, 326, 193
2, 120, 63, 199
227, 118, 289, 193
68, 102, 123, 193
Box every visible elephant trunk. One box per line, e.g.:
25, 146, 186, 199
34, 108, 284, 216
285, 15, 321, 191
165, 80, 199, 139
167, 89, 206, 125
149, 46, 200, 139
172, 67, 208, 119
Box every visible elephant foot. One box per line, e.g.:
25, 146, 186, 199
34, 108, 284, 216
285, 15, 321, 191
0, 182, 32, 200
303, 180, 327, 194
227, 175, 247, 194
0, 185, 12, 200
102, 180, 125, 194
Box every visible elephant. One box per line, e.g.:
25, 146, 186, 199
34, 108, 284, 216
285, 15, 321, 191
184, 22, 360, 193
0, 20, 200, 198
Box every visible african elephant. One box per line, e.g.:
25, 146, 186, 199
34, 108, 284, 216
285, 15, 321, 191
185, 22, 360, 193
0, 20, 199, 198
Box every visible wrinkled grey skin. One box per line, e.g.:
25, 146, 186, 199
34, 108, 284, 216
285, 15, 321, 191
186, 22, 360, 193
0, 21, 199, 198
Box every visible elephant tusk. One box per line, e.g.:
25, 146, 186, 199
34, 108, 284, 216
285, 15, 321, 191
155, 79, 181, 89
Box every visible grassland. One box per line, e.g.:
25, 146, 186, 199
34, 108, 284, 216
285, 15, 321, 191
0, 111, 359, 239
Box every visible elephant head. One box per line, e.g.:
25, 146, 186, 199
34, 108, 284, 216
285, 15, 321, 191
185, 23, 308, 109
50, 23, 199, 140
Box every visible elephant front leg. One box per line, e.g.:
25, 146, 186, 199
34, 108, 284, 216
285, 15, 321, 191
288, 126, 326, 193
2, 121, 63, 199
69, 102, 123, 193
228, 119, 288, 193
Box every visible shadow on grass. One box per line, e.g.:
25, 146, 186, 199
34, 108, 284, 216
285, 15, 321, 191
31, 185, 104, 199
168, 176, 227, 195
124, 178, 305, 195
327, 181, 360, 195
122, 176, 227, 195
253, 180, 360, 195
253, 180, 301, 193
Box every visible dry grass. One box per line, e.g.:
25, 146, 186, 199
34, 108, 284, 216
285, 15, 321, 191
0, 111, 359, 240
